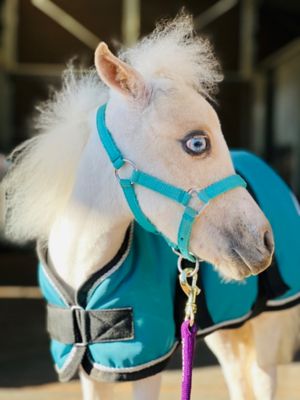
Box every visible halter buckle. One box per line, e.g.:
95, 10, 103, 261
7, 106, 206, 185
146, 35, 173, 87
187, 188, 208, 216
114, 159, 137, 183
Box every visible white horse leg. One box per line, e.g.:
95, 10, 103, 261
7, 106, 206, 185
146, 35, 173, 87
132, 373, 162, 400
249, 312, 284, 400
80, 370, 115, 400
250, 361, 276, 400
80, 370, 161, 400
205, 326, 253, 400
250, 306, 300, 400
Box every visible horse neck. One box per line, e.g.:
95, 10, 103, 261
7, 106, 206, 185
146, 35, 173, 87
48, 115, 132, 289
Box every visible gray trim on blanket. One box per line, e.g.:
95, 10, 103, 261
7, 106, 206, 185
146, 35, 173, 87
38, 225, 143, 382
37, 243, 75, 306
81, 343, 179, 382
56, 346, 86, 383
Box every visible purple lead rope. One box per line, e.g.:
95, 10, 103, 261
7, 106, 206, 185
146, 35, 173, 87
181, 320, 198, 400
177, 257, 200, 400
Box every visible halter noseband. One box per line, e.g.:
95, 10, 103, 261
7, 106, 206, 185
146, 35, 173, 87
96, 104, 246, 262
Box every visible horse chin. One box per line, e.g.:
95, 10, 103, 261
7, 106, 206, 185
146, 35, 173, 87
192, 246, 256, 281
213, 261, 253, 282
212, 252, 272, 282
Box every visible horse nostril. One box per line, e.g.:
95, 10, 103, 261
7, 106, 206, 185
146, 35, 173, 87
263, 230, 274, 254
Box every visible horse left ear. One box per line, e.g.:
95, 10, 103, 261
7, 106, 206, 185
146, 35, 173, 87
95, 42, 147, 101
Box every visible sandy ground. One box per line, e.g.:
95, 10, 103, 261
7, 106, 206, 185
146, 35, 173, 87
0, 363, 300, 400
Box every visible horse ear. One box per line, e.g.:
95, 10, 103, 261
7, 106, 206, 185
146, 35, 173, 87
95, 42, 147, 100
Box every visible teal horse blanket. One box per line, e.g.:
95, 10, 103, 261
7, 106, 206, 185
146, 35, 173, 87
39, 151, 300, 382
195, 150, 300, 335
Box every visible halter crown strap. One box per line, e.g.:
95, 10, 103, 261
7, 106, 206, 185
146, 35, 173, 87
96, 104, 247, 261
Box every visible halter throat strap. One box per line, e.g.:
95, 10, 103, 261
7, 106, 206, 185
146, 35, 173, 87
96, 104, 246, 261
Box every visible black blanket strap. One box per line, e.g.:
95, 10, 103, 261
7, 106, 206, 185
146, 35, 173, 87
47, 305, 134, 345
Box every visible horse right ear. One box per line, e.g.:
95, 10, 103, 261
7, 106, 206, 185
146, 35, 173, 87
95, 42, 148, 102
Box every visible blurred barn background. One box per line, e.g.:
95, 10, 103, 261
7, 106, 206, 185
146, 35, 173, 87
0, 0, 299, 397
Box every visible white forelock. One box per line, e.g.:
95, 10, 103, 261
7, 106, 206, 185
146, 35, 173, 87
120, 12, 223, 98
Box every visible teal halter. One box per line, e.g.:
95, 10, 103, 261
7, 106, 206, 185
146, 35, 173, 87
96, 104, 246, 261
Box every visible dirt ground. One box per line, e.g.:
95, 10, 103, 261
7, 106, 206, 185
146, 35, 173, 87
0, 364, 300, 400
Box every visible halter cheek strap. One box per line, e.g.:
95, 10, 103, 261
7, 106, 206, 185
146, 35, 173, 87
96, 104, 247, 261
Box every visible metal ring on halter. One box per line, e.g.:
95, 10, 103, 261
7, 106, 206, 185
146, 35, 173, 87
187, 188, 208, 215
172, 247, 202, 264
177, 255, 200, 276
172, 247, 184, 258
114, 159, 137, 183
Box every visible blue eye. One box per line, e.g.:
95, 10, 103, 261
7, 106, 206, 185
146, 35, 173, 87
182, 132, 210, 156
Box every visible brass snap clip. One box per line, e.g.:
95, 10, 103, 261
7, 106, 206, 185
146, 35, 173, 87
178, 262, 201, 327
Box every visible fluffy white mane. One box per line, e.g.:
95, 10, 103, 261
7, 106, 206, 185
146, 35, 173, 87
3, 13, 223, 242
3, 69, 107, 241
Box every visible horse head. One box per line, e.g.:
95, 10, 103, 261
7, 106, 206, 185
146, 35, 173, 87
94, 19, 274, 281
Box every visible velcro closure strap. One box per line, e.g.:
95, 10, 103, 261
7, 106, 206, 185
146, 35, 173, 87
47, 305, 134, 345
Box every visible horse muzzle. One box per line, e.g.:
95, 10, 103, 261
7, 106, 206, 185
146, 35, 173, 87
229, 228, 274, 278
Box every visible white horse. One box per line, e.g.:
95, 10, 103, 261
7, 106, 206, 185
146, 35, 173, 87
3, 14, 290, 400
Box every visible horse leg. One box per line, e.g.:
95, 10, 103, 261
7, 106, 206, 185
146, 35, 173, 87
80, 370, 115, 400
80, 370, 161, 400
205, 325, 253, 400
132, 373, 162, 400
250, 361, 276, 400
249, 311, 291, 400
248, 307, 300, 400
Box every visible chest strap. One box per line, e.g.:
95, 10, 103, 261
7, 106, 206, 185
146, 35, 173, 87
96, 104, 246, 261
47, 304, 134, 345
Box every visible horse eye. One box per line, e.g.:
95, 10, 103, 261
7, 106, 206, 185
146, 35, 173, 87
181, 131, 210, 156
